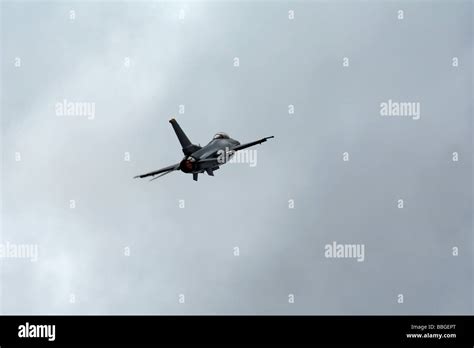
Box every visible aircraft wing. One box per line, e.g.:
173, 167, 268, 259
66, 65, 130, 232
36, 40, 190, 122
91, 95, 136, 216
134, 163, 180, 179
231, 136, 274, 152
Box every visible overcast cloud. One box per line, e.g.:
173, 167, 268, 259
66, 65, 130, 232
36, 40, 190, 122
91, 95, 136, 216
0, 0, 472, 314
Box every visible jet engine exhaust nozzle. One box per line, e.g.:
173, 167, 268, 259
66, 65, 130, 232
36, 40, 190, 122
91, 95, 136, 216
180, 158, 195, 173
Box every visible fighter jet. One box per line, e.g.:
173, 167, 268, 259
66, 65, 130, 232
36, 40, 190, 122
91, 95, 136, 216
134, 118, 274, 181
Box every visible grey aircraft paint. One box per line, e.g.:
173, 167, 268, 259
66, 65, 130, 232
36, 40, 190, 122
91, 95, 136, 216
134, 118, 274, 181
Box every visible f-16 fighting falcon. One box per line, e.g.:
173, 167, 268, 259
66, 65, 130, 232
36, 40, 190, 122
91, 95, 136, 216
134, 118, 274, 181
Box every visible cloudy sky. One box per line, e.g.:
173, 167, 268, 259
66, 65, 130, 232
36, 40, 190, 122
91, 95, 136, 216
0, 0, 472, 314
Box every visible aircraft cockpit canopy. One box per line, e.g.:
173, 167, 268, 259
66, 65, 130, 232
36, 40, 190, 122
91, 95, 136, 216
213, 132, 230, 140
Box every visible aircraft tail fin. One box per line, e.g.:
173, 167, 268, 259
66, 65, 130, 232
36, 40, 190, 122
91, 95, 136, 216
169, 118, 200, 155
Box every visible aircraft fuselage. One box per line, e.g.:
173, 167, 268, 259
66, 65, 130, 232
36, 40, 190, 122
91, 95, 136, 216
179, 138, 240, 174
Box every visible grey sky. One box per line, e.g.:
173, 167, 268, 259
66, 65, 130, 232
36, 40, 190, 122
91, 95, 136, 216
0, 0, 472, 314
